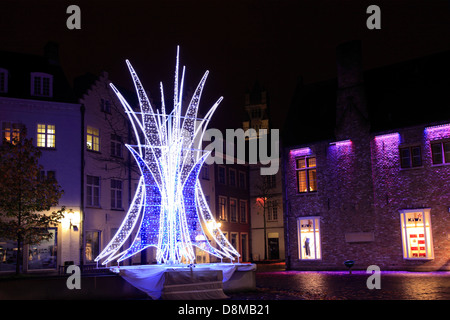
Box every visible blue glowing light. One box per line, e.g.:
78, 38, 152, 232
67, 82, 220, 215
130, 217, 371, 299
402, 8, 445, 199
95, 47, 239, 265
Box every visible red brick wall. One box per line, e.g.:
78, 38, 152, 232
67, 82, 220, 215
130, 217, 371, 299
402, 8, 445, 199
284, 124, 450, 271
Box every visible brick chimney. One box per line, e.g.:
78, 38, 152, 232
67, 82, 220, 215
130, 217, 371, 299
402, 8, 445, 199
335, 40, 369, 140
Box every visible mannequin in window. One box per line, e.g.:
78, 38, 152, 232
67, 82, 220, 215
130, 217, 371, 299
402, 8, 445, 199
304, 237, 311, 256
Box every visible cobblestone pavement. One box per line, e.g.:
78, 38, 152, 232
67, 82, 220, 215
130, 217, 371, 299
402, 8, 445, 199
228, 263, 450, 300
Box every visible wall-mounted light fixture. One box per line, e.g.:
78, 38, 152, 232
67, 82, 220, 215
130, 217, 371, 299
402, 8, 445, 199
63, 209, 80, 231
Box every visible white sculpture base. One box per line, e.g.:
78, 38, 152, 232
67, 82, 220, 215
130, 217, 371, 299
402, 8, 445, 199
110, 263, 256, 300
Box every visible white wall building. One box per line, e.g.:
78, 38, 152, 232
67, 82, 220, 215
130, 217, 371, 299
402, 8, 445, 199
0, 45, 82, 272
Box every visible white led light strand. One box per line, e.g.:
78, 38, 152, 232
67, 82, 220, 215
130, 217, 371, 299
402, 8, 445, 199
95, 47, 239, 265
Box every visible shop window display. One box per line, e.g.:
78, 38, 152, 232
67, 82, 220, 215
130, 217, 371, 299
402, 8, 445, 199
399, 209, 434, 260
297, 217, 321, 260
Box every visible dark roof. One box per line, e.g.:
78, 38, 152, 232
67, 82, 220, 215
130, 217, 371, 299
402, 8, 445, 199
74, 72, 138, 109
0, 49, 77, 103
282, 50, 450, 147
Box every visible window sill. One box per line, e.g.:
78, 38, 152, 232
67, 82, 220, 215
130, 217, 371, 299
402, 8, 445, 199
399, 166, 424, 171
37, 147, 56, 150
86, 149, 101, 154
86, 206, 102, 209
431, 163, 450, 168
296, 191, 318, 196
404, 258, 434, 261
111, 208, 124, 211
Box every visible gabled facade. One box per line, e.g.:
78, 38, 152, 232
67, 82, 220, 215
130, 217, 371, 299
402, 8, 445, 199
76, 72, 144, 266
242, 86, 285, 262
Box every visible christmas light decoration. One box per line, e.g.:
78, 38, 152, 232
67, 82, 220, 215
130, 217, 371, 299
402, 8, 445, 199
95, 47, 239, 265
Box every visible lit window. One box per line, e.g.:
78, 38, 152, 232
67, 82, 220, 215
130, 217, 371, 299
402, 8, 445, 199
431, 141, 450, 165
218, 196, 227, 221
297, 217, 321, 260
110, 134, 122, 157
2, 122, 23, 144
31, 72, 53, 97
230, 233, 239, 253
230, 198, 237, 222
239, 200, 247, 223
400, 209, 434, 260
87, 175, 100, 207
0, 68, 8, 93
85, 231, 100, 263
111, 179, 123, 209
296, 156, 317, 193
400, 146, 422, 168
37, 124, 55, 148
87, 126, 100, 151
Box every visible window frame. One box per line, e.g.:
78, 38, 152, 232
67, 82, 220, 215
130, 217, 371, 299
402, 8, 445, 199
218, 196, 227, 221
238, 171, 246, 189
239, 200, 248, 223
267, 200, 278, 221
85, 230, 101, 264
87, 126, 100, 152
229, 198, 237, 222
86, 175, 101, 207
430, 140, 450, 166
110, 133, 123, 158
228, 168, 236, 187
30, 72, 53, 97
399, 209, 434, 260
297, 216, 322, 260
201, 164, 210, 180
36, 124, 56, 149
1, 122, 23, 144
218, 166, 226, 184
295, 156, 317, 193
110, 179, 123, 210
399, 145, 422, 169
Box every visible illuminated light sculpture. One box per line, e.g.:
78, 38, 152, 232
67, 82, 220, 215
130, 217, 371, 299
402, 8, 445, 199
95, 47, 239, 265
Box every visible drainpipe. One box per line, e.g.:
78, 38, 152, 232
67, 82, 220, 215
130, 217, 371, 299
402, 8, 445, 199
80, 104, 85, 269
281, 142, 290, 270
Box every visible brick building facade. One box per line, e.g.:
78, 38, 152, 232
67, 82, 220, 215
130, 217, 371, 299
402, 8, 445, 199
283, 41, 450, 271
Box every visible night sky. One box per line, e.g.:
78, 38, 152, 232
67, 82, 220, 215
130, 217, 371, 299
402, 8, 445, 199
1, 0, 449, 130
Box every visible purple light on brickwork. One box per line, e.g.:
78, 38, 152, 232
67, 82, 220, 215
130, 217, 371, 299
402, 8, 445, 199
374, 132, 400, 163
424, 123, 450, 140
330, 139, 352, 148
374, 132, 400, 142
290, 147, 311, 157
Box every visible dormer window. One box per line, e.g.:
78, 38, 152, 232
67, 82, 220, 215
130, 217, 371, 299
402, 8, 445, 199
31, 72, 53, 97
0, 68, 8, 93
